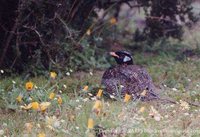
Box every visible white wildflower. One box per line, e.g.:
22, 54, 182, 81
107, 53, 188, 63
66, 72, 70, 76
83, 98, 89, 102
34, 85, 38, 89
46, 116, 60, 129
88, 93, 93, 96
60, 119, 65, 123
149, 106, 162, 121
184, 113, 189, 116
170, 104, 175, 108
28, 97, 32, 101
53, 121, 60, 128
91, 97, 96, 101
110, 95, 115, 99
154, 115, 161, 121
89, 72, 93, 76
37, 124, 41, 128
0, 130, 4, 135
63, 84, 67, 89
0, 70, 4, 74
164, 115, 169, 118
105, 102, 110, 107
75, 127, 79, 130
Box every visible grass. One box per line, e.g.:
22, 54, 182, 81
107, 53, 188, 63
0, 50, 200, 137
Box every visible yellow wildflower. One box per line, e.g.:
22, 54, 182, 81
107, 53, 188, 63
87, 118, 94, 129
31, 102, 39, 110
92, 100, 102, 115
86, 29, 91, 35
40, 102, 51, 112
16, 95, 23, 103
138, 106, 146, 113
57, 96, 62, 105
83, 85, 89, 91
96, 89, 103, 98
24, 122, 33, 133
38, 133, 46, 137
180, 100, 190, 110
109, 17, 117, 25
124, 93, 131, 103
141, 90, 147, 96
25, 81, 34, 91
69, 115, 75, 122
21, 103, 32, 110
93, 100, 102, 110
49, 92, 55, 100
50, 72, 57, 79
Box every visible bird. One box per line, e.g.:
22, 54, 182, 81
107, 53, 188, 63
101, 51, 200, 106
101, 50, 159, 101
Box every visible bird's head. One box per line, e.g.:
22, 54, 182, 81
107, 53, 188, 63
110, 51, 133, 65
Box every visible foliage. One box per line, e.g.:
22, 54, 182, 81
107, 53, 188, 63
97, 0, 198, 39
0, 0, 108, 73
0, 0, 198, 73
142, 0, 197, 39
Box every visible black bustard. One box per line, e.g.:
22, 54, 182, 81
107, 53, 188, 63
101, 51, 159, 101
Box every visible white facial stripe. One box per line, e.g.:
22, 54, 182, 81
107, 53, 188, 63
123, 56, 131, 62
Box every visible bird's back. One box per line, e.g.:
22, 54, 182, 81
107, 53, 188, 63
102, 65, 158, 100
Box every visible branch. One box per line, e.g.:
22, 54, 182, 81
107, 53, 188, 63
125, 2, 142, 8
105, 0, 138, 5
0, 0, 21, 67
23, 25, 46, 46
146, 16, 179, 25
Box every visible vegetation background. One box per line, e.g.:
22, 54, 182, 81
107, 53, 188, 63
0, 0, 200, 136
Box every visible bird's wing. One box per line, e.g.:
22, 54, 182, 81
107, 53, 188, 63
102, 67, 116, 79
118, 65, 157, 96
119, 65, 153, 85
101, 67, 124, 96
101, 65, 158, 100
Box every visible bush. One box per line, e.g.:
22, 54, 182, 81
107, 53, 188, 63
0, 0, 198, 73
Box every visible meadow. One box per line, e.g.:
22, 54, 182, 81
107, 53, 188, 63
0, 40, 200, 137
1, 1, 200, 137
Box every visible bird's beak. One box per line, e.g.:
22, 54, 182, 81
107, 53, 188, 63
110, 52, 119, 58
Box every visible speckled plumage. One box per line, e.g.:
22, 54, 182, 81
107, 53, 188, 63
102, 64, 159, 101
